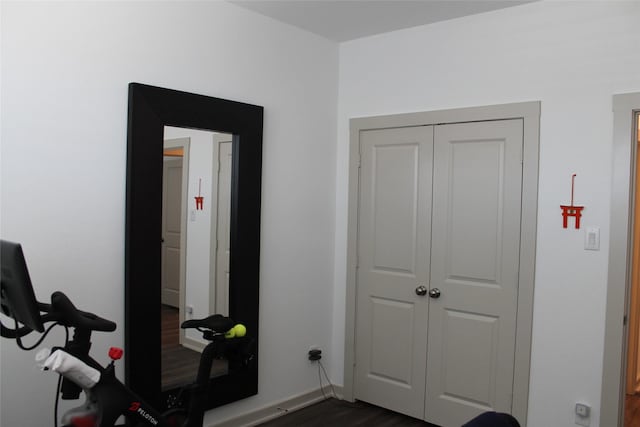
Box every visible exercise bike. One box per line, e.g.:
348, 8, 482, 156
0, 239, 253, 427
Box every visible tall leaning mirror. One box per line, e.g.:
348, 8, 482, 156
125, 83, 262, 411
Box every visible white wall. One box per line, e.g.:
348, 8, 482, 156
332, 1, 640, 426
0, 1, 338, 425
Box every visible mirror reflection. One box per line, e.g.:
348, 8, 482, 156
160, 126, 233, 391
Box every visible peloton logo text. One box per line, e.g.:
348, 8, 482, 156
129, 402, 159, 425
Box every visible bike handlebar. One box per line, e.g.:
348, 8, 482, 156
1, 292, 115, 339
1, 322, 34, 338
49, 291, 116, 333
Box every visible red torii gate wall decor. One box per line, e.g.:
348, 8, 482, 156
560, 173, 584, 229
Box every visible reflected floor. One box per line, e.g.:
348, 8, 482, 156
161, 305, 226, 391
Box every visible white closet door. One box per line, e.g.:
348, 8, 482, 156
354, 125, 434, 418
425, 119, 523, 427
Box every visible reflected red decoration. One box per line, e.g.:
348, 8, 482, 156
195, 196, 204, 210
195, 178, 204, 210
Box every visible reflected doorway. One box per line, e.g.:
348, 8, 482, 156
161, 141, 187, 311
160, 128, 233, 391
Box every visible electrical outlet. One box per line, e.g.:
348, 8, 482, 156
308, 348, 322, 361
575, 403, 590, 426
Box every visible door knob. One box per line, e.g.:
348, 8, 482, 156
428, 288, 441, 299
415, 285, 428, 296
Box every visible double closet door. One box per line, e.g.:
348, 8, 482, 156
354, 119, 523, 427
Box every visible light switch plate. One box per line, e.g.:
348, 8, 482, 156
585, 227, 600, 251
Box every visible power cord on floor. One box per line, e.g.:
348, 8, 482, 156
317, 360, 338, 400
316, 360, 367, 410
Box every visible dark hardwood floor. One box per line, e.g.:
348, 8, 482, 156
626, 394, 640, 427
257, 399, 438, 427
161, 305, 200, 390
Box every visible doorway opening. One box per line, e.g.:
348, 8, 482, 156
159, 129, 234, 392
624, 112, 640, 427
601, 92, 640, 427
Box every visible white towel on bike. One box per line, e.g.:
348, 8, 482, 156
40, 349, 101, 389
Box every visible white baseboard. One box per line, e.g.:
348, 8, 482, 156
209, 385, 344, 427
183, 336, 207, 353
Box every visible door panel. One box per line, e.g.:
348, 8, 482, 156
426, 120, 523, 426
440, 309, 499, 405
355, 126, 433, 419
369, 297, 416, 383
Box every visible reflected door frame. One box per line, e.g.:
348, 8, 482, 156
163, 137, 190, 347
210, 133, 233, 316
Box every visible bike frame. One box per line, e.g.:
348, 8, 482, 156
2, 302, 240, 427
60, 325, 231, 427
0, 242, 248, 427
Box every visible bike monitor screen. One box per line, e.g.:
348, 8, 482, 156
1, 240, 44, 332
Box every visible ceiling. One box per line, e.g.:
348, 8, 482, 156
230, 0, 535, 42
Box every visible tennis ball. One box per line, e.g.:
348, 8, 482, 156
225, 328, 236, 339
233, 324, 246, 338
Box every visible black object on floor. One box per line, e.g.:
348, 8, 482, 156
461, 411, 520, 427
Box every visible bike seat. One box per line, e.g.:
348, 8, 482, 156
181, 314, 234, 333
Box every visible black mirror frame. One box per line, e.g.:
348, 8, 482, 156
125, 83, 262, 411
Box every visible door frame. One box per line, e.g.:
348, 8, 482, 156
210, 133, 233, 316
601, 92, 640, 427
163, 137, 190, 346
343, 101, 540, 425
